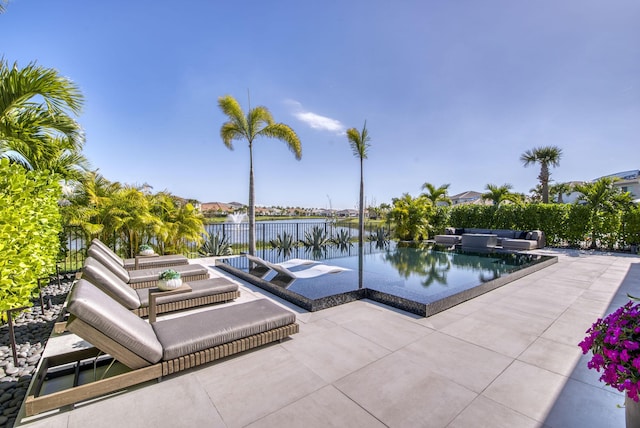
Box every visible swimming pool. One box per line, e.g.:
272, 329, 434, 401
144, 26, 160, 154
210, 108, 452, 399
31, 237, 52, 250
216, 244, 557, 316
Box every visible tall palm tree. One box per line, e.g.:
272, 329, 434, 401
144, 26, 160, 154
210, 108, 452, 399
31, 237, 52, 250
482, 183, 520, 206
520, 145, 563, 203
218, 94, 301, 255
346, 121, 371, 249
0, 60, 85, 174
421, 182, 451, 205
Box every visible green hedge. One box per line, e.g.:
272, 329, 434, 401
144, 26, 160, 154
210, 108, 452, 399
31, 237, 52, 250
0, 159, 62, 313
445, 203, 636, 249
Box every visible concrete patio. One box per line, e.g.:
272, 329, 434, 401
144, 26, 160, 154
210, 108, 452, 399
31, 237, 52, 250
16, 248, 638, 427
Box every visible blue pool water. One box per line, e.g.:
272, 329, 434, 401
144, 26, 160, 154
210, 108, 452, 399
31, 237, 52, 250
217, 244, 556, 316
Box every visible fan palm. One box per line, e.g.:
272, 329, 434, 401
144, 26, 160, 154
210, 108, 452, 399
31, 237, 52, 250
218, 95, 301, 256
346, 121, 371, 249
520, 145, 563, 203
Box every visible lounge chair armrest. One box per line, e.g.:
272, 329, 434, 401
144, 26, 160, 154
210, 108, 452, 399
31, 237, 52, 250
148, 284, 192, 323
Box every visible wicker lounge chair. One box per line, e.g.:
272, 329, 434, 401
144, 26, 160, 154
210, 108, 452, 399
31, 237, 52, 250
85, 249, 209, 289
78, 258, 240, 317
91, 238, 188, 270
24, 279, 299, 416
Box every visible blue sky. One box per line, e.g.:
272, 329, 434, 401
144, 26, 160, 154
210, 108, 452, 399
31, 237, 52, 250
3, 0, 639, 209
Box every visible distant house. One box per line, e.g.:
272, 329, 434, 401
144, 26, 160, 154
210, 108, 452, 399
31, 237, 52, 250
449, 191, 483, 205
554, 170, 640, 204
337, 209, 358, 217
200, 202, 245, 216
598, 170, 640, 202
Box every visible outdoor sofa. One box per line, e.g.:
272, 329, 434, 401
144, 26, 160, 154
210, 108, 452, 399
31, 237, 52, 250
24, 279, 299, 416
434, 228, 545, 250
86, 246, 209, 288
91, 238, 189, 270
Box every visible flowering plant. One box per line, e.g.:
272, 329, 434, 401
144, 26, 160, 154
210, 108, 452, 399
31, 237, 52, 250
579, 300, 640, 401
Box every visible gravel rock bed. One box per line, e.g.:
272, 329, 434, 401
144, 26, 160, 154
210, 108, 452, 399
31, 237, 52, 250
0, 275, 75, 428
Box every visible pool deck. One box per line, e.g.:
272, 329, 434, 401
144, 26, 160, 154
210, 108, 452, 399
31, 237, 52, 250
16, 248, 638, 427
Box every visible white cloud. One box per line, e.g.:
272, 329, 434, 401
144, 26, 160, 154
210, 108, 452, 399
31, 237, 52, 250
285, 99, 345, 134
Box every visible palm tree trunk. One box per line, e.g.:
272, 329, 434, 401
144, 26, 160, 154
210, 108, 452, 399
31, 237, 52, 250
359, 158, 364, 248
248, 143, 256, 256
540, 163, 550, 203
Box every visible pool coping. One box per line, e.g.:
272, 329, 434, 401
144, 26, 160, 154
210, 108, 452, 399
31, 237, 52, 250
215, 253, 558, 317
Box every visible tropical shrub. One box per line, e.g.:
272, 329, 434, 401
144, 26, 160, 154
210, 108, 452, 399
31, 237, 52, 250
0, 159, 62, 313
300, 226, 330, 249
388, 194, 433, 241
332, 229, 353, 251
622, 206, 640, 249
429, 205, 451, 238
369, 227, 390, 249
199, 232, 232, 256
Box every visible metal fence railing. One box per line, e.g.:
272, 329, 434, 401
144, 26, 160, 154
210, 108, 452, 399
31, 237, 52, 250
58, 221, 392, 273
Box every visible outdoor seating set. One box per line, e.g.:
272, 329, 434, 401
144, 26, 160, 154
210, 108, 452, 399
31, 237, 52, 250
434, 227, 546, 251
23, 240, 299, 417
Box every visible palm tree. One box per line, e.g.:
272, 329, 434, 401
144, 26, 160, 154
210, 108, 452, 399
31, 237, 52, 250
482, 183, 520, 206
346, 121, 371, 249
520, 145, 563, 203
0, 60, 85, 173
574, 177, 632, 249
218, 95, 301, 256
421, 182, 451, 205
549, 181, 574, 203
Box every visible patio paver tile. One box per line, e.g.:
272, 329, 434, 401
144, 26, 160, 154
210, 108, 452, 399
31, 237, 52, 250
448, 395, 541, 428
399, 331, 513, 393
280, 324, 391, 383
518, 336, 582, 376
335, 351, 477, 428
195, 345, 326, 428
246, 385, 385, 428
483, 360, 568, 422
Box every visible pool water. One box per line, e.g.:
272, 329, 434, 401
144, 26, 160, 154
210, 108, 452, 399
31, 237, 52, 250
217, 244, 557, 316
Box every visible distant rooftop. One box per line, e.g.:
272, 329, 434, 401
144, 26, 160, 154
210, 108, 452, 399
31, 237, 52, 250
595, 170, 640, 181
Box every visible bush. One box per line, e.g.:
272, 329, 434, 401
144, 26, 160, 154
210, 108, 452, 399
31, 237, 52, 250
0, 159, 62, 313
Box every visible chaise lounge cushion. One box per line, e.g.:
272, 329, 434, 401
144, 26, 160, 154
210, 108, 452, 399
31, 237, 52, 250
126, 264, 209, 284
87, 246, 209, 284
123, 254, 188, 270
135, 277, 239, 307
91, 238, 188, 270
82, 257, 141, 309
153, 299, 297, 360
67, 279, 163, 364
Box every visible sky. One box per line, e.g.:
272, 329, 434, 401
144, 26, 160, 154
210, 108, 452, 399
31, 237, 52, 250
2, 0, 639, 210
